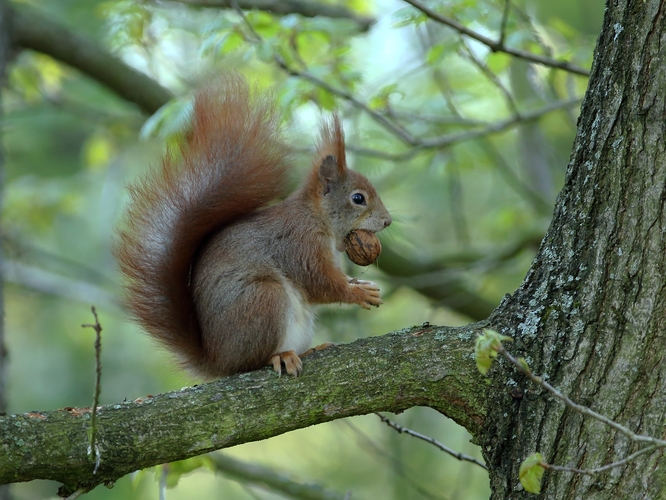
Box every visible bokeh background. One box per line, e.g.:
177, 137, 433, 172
3, 0, 603, 498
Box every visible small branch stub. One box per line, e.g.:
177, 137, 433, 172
81, 306, 103, 474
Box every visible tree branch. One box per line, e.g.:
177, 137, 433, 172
0, 325, 486, 494
376, 246, 498, 321
403, 0, 590, 76
351, 97, 583, 161
210, 453, 346, 500
375, 413, 487, 469
9, 4, 173, 115
229, 1, 418, 146
164, 0, 374, 31
2, 260, 121, 312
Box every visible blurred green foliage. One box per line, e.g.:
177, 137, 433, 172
3, 0, 603, 498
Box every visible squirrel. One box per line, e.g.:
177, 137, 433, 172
114, 74, 392, 379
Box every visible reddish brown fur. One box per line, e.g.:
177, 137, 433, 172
114, 75, 289, 371
115, 75, 391, 379
317, 114, 346, 170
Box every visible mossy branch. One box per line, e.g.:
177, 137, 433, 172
0, 325, 486, 494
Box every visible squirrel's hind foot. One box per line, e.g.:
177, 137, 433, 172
270, 350, 302, 377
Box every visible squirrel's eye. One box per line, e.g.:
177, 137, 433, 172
351, 193, 366, 206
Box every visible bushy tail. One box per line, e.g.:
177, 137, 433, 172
114, 74, 290, 370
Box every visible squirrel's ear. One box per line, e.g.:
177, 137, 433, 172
319, 155, 342, 195
316, 113, 347, 173
330, 114, 347, 172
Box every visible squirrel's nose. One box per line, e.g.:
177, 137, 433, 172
384, 216, 392, 228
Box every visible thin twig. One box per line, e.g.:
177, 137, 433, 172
210, 453, 347, 500
350, 97, 582, 161
478, 140, 552, 215
459, 38, 520, 116
65, 489, 86, 500
485, 337, 665, 477
81, 306, 103, 473
159, 464, 168, 500
540, 444, 659, 476
384, 111, 487, 126
3, 260, 121, 312
403, 0, 590, 76
446, 162, 471, 247
165, 0, 375, 31
229, 0, 418, 145
341, 420, 446, 500
421, 96, 582, 148
498, 346, 666, 447
375, 413, 488, 470
278, 60, 418, 144
229, 1, 582, 156
421, 26, 463, 119
498, 0, 511, 47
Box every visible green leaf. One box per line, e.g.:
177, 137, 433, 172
427, 44, 445, 65
519, 453, 545, 494
486, 52, 510, 74
316, 87, 337, 111
217, 30, 245, 55
475, 337, 495, 375
474, 329, 512, 375
517, 357, 531, 373
392, 7, 428, 28
83, 131, 114, 170
160, 456, 214, 489
246, 10, 276, 31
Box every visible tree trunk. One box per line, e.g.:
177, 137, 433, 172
483, 0, 666, 497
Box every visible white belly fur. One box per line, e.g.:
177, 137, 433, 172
277, 276, 315, 355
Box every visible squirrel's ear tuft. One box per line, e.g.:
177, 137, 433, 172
316, 113, 347, 175
319, 155, 342, 195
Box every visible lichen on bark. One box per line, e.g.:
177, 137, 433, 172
482, 0, 666, 497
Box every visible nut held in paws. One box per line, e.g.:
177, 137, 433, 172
344, 229, 382, 266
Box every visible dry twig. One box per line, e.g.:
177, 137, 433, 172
375, 413, 488, 470
81, 306, 103, 474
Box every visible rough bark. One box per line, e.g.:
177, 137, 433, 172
482, 0, 666, 497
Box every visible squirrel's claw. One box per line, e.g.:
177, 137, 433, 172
270, 350, 303, 377
349, 280, 382, 309
301, 342, 336, 357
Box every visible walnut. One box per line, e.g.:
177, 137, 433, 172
344, 229, 382, 266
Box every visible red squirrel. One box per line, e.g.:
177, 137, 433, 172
114, 74, 392, 379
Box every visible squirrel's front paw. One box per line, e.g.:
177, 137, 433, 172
269, 350, 303, 377
349, 279, 382, 309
